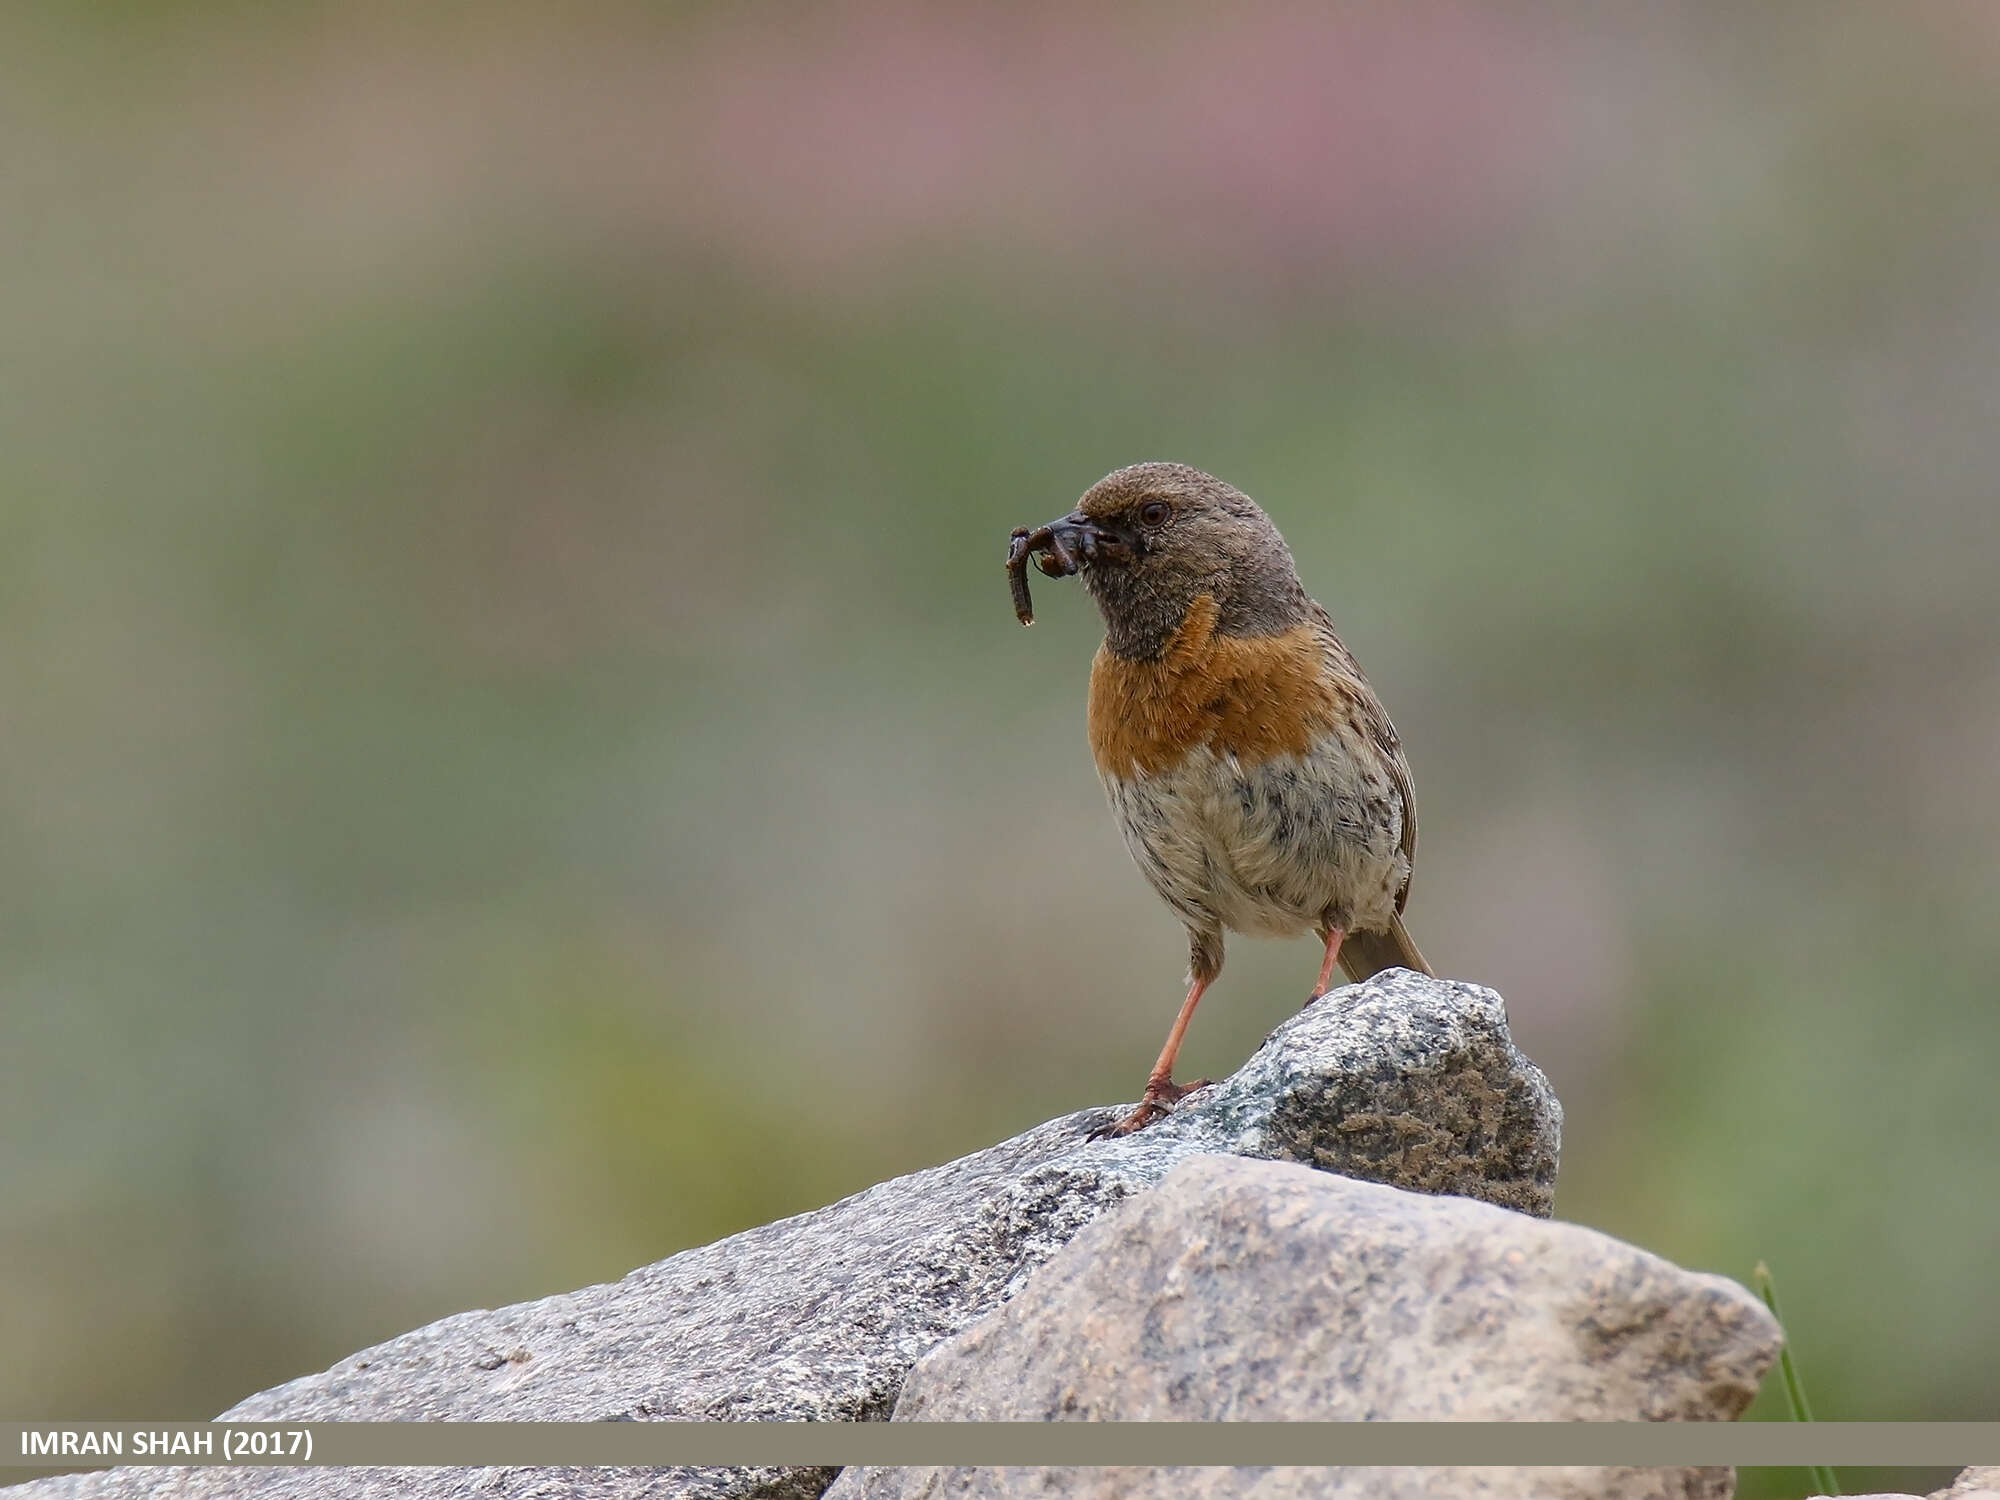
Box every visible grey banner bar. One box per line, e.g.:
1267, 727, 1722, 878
7, 1422, 2000, 1472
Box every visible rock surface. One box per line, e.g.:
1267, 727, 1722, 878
827, 1155, 1781, 1500
1829, 1469, 2000, 1500
19, 971, 1560, 1500
831, 1473, 1724, 1500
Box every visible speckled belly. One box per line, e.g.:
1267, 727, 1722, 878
1103, 737, 1407, 939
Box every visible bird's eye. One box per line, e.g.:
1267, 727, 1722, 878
1138, 501, 1171, 528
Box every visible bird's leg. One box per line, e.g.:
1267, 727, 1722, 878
1091, 973, 1215, 1139
1305, 925, 1347, 1007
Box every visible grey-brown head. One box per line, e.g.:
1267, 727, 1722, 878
1014, 462, 1311, 659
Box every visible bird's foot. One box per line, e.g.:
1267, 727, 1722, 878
1088, 1077, 1213, 1139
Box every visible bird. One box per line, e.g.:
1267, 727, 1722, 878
1006, 461, 1432, 1137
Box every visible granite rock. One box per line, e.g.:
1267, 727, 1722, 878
830, 1473, 1727, 1500
1831, 1468, 2000, 1500
18, 971, 1560, 1500
1820, 1473, 2000, 1500
828, 1154, 1780, 1500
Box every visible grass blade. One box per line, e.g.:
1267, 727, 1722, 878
1753, 1260, 1839, 1497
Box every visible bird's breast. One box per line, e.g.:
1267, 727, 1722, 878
1087, 593, 1343, 780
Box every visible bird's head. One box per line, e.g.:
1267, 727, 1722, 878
1020, 462, 1309, 659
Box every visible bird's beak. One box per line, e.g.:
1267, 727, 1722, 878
1032, 512, 1135, 577
1006, 510, 1139, 625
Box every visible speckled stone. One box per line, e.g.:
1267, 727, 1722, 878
829, 1472, 1730, 1500
827, 1156, 1779, 1500
1815, 1473, 2000, 1500
18, 971, 1559, 1500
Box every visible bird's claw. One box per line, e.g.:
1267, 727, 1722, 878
1086, 1078, 1214, 1139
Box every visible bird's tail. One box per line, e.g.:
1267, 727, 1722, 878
1337, 913, 1433, 983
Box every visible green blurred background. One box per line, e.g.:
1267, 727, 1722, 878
3, 3, 1995, 1494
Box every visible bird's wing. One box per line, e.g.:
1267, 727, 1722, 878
1385, 733, 1417, 914
1308, 602, 1417, 913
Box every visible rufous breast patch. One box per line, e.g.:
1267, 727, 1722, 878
1087, 594, 1341, 780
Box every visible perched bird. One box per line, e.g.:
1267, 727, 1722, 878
1006, 462, 1432, 1137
